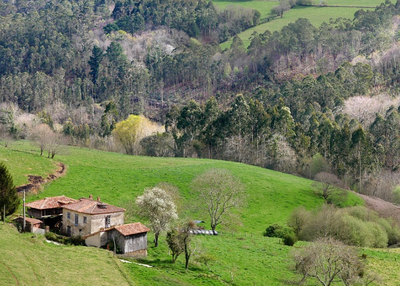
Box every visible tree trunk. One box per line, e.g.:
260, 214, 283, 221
154, 232, 159, 247
184, 237, 190, 269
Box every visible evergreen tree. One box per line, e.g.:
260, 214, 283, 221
0, 162, 19, 219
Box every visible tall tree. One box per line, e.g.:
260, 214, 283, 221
191, 169, 245, 232
0, 162, 19, 219
88, 45, 103, 85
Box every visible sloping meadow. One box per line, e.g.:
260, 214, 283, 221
5, 141, 385, 285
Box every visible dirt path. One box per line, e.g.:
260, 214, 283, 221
2, 261, 19, 286
357, 192, 400, 223
16, 162, 67, 194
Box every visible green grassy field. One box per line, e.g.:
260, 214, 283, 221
0, 141, 369, 285
0, 143, 57, 186
212, 0, 279, 19
326, 0, 385, 6
0, 223, 133, 286
215, 0, 385, 49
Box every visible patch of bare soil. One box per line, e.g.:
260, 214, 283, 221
16, 162, 66, 194
357, 192, 400, 223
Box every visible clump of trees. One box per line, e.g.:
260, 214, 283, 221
287, 205, 400, 247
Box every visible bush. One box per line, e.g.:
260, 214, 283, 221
45, 232, 83, 245
283, 233, 298, 246
45, 232, 58, 241
68, 235, 84, 246
264, 224, 294, 239
287, 206, 310, 237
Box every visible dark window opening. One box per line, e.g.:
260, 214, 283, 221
105, 215, 111, 228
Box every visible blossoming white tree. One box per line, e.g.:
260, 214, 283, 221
136, 187, 178, 247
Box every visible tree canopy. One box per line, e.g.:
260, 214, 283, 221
0, 162, 19, 218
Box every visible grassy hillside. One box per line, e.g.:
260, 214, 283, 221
0, 223, 133, 286
214, 0, 385, 49
0, 141, 368, 285
15, 140, 364, 232
0, 143, 57, 186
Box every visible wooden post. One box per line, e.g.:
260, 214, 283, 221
23, 190, 26, 231
3, 205, 5, 224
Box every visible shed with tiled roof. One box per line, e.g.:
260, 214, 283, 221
13, 216, 44, 233
111, 222, 150, 256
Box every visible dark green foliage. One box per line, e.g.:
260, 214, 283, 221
45, 232, 84, 245
282, 233, 297, 246
0, 162, 19, 218
109, 0, 259, 41
264, 224, 294, 239
88, 46, 104, 85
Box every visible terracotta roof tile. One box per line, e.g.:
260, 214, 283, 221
25, 196, 78, 210
14, 217, 43, 225
62, 198, 125, 215
115, 223, 150, 236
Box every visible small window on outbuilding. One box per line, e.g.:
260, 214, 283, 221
83, 216, 87, 223
75, 214, 79, 226
67, 212, 71, 219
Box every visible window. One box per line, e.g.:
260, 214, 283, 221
105, 215, 111, 228
67, 212, 71, 219
75, 214, 79, 226
83, 216, 87, 223
67, 226, 71, 237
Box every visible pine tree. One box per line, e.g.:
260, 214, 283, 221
0, 162, 19, 219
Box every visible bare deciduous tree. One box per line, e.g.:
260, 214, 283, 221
191, 169, 245, 232
30, 123, 53, 156
136, 187, 178, 247
293, 237, 376, 286
47, 131, 65, 159
313, 172, 347, 206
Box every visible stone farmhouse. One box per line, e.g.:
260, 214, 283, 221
62, 195, 125, 238
24, 195, 150, 256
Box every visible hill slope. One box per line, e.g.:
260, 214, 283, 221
0, 141, 368, 285
0, 223, 133, 286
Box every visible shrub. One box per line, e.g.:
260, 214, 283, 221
45, 232, 58, 241
68, 235, 84, 246
283, 233, 298, 246
264, 224, 294, 239
379, 218, 400, 246
367, 222, 388, 248
287, 206, 310, 237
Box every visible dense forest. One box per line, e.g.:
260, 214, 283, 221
2, 0, 400, 201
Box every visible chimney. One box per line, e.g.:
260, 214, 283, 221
97, 196, 100, 202
89, 194, 93, 200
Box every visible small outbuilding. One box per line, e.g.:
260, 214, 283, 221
13, 217, 45, 234
111, 222, 150, 256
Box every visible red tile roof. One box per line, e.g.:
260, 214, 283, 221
25, 196, 78, 210
115, 223, 150, 236
62, 198, 125, 215
14, 217, 43, 225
